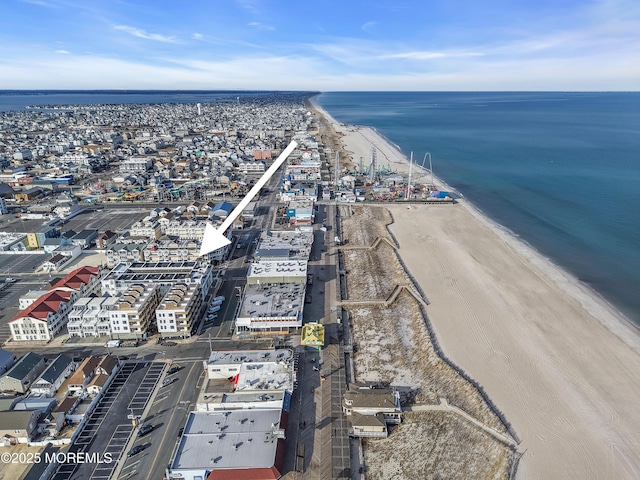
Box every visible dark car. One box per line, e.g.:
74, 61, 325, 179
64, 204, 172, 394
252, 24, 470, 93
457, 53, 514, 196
127, 445, 145, 457
167, 366, 181, 375
138, 424, 154, 437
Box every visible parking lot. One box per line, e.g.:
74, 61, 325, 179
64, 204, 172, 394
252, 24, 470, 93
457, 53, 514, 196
62, 208, 146, 234
49, 361, 165, 480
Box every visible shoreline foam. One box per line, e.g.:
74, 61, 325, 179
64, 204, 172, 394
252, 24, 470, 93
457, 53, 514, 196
310, 94, 640, 478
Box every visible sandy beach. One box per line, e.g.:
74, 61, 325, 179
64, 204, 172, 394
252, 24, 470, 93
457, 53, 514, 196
311, 97, 640, 479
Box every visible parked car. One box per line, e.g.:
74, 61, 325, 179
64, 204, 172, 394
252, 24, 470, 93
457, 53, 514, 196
138, 424, 154, 437
167, 366, 181, 375
162, 377, 176, 387
127, 445, 145, 457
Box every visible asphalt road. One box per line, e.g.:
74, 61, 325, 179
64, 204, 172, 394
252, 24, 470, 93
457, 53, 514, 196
118, 361, 205, 480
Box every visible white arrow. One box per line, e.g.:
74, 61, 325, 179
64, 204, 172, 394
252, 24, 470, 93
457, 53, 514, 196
199, 140, 298, 256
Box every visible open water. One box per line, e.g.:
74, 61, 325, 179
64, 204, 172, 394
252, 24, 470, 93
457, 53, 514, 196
317, 92, 640, 326
1, 90, 638, 326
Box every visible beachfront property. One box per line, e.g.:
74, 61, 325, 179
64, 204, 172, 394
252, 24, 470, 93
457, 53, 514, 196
196, 390, 286, 413
342, 383, 402, 438
108, 284, 161, 339
246, 260, 308, 285
167, 409, 287, 480
206, 349, 294, 385
66, 296, 118, 338
254, 230, 313, 261
155, 283, 203, 337
235, 283, 305, 336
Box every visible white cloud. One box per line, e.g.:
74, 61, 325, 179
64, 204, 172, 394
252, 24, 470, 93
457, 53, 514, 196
192, 33, 204, 40
19, 0, 57, 7
248, 22, 274, 31
0, 48, 638, 91
383, 51, 484, 60
55, 49, 70, 54
113, 25, 179, 44
361, 21, 377, 33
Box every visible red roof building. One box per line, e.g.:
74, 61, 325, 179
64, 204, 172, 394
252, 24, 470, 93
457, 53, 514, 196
50, 265, 103, 297
9, 290, 76, 342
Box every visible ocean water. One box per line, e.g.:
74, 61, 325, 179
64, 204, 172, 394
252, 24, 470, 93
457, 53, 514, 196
318, 92, 640, 326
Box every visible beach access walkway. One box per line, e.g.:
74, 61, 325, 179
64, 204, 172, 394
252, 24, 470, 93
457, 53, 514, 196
406, 398, 519, 449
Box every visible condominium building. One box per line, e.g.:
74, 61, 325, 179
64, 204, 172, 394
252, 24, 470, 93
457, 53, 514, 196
155, 283, 203, 337
67, 297, 118, 338
101, 261, 213, 297
109, 284, 160, 339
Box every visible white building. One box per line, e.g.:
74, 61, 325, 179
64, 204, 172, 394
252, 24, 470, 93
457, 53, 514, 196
167, 409, 287, 480
156, 283, 203, 337
101, 261, 214, 297
206, 349, 295, 391
246, 260, 307, 285
235, 283, 305, 336
9, 290, 76, 342
67, 297, 118, 338
109, 284, 160, 339
120, 156, 153, 173
30, 354, 75, 397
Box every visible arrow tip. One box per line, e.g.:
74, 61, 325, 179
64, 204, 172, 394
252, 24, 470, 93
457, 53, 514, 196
199, 222, 231, 256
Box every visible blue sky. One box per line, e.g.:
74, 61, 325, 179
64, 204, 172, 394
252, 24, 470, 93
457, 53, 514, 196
0, 0, 638, 90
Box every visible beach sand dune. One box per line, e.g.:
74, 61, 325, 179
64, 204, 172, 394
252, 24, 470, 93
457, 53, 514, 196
389, 203, 640, 479
311, 97, 640, 479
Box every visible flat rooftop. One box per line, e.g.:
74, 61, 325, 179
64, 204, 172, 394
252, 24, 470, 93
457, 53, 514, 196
247, 260, 307, 279
256, 230, 313, 258
237, 283, 305, 320
171, 409, 284, 471
207, 349, 293, 367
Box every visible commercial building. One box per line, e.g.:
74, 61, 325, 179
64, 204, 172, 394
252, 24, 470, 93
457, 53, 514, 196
206, 349, 294, 382
254, 230, 313, 261
235, 283, 305, 336
167, 409, 287, 480
246, 260, 307, 285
